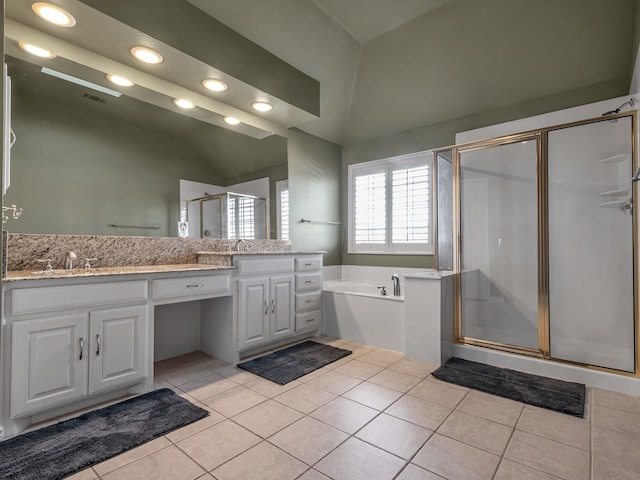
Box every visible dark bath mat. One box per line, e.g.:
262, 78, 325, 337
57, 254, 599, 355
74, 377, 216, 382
237, 340, 352, 385
432, 358, 586, 417
0, 388, 208, 480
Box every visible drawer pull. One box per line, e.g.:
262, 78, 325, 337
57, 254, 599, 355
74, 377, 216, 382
305, 263, 313, 266
79, 337, 84, 360
304, 280, 314, 284
305, 299, 315, 304
305, 318, 315, 323
186, 283, 204, 288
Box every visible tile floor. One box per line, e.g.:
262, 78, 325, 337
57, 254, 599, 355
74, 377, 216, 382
64, 337, 639, 480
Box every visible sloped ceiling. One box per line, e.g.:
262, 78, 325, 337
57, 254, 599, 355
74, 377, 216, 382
191, 0, 637, 146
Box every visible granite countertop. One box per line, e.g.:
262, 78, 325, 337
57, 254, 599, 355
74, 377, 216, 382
4, 263, 236, 282
196, 250, 325, 256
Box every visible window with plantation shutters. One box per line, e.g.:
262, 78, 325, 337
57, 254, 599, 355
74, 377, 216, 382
348, 151, 433, 254
228, 195, 256, 239
276, 180, 289, 241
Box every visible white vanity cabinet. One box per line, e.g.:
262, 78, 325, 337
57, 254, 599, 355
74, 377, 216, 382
5, 280, 149, 418
237, 260, 295, 352
236, 254, 323, 353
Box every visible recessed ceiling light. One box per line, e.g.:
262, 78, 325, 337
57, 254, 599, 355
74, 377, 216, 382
202, 79, 228, 92
32, 2, 76, 27
18, 41, 56, 58
130, 46, 163, 64
106, 74, 134, 87
173, 98, 195, 109
223, 116, 241, 125
251, 101, 273, 112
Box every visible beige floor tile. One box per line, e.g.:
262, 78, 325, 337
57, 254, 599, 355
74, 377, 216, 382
342, 341, 376, 357
412, 433, 500, 480
93, 437, 172, 476
385, 394, 452, 430
355, 413, 433, 459
196, 475, 215, 480
154, 352, 212, 373
396, 464, 445, 479
592, 388, 640, 415
178, 373, 236, 401
505, 430, 589, 480
493, 459, 560, 480
244, 377, 301, 397
368, 368, 422, 392
593, 404, 640, 438
297, 469, 331, 480
215, 366, 259, 385
389, 359, 438, 378
202, 385, 268, 417
269, 416, 349, 465
176, 419, 260, 471
592, 425, 640, 466
315, 437, 406, 480
437, 410, 513, 455
342, 381, 403, 410
357, 348, 404, 367
517, 406, 590, 450
296, 365, 336, 383
159, 359, 229, 386
212, 441, 307, 480
65, 468, 98, 480
101, 445, 205, 480
456, 390, 523, 426
273, 383, 337, 414
408, 379, 468, 408
232, 399, 303, 437
310, 396, 379, 434
592, 453, 640, 480
165, 407, 226, 443
306, 370, 363, 395
332, 359, 385, 380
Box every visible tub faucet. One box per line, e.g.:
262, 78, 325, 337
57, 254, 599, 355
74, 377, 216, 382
392, 274, 400, 296
64, 251, 77, 270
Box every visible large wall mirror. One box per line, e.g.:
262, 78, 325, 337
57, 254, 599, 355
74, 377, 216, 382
3, 54, 288, 239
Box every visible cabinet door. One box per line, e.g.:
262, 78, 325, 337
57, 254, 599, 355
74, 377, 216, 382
11, 314, 88, 417
238, 277, 269, 351
269, 274, 294, 341
89, 305, 148, 395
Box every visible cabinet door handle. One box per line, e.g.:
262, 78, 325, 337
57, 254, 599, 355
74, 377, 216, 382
96, 334, 101, 356
271, 299, 275, 314
79, 337, 84, 360
186, 283, 204, 288
264, 300, 268, 314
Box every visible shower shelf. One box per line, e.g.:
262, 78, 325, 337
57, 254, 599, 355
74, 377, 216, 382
600, 189, 628, 197
600, 200, 628, 208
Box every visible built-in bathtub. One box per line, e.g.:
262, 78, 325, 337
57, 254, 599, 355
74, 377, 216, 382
322, 277, 406, 352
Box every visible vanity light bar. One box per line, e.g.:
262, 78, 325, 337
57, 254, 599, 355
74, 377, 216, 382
41, 67, 122, 97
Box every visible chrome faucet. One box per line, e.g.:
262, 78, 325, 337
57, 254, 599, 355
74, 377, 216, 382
64, 251, 77, 270
391, 274, 401, 296
234, 239, 247, 252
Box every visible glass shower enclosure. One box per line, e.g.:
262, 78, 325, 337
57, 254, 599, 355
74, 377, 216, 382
185, 192, 268, 239
443, 111, 638, 374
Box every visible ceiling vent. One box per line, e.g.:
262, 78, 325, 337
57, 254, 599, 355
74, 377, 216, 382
79, 91, 106, 103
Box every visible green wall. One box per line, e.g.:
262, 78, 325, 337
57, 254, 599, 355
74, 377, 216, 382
287, 128, 341, 266
5, 91, 223, 237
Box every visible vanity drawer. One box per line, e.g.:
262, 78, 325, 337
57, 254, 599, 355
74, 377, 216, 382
152, 274, 230, 299
295, 272, 322, 292
236, 257, 294, 276
295, 310, 322, 332
295, 291, 322, 313
12, 281, 148, 315
295, 257, 321, 272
